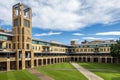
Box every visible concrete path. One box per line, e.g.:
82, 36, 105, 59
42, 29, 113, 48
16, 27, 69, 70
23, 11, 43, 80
71, 63, 104, 80
27, 68, 54, 80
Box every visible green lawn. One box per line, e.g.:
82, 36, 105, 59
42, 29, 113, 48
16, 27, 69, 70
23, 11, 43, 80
37, 63, 87, 80
0, 70, 39, 80
78, 62, 120, 80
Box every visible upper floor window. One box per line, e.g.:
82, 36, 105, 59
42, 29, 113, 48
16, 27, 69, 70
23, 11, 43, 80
84, 49, 87, 52
0, 35, 8, 40
6, 43, 9, 48
24, 19, 30, 27
26, 44, 30, 49
14, 19, 18, 26
9, 44, 11, 49
13, 44, 15, 49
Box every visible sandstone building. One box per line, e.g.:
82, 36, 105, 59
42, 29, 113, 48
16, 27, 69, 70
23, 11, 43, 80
0, 3, 117, 71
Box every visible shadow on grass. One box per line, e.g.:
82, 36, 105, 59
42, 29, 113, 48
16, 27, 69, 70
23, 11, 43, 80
112, 77, 120, 80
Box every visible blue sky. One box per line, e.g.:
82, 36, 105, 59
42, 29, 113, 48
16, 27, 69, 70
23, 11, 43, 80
0, 0, 120, 44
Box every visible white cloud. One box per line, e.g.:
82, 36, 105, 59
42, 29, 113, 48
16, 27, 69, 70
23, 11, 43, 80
72, 33, 84, 36
82, 37, 102, 40
1, 0, 120, 31
34, 31, 62, 36
96, 31, 120, 35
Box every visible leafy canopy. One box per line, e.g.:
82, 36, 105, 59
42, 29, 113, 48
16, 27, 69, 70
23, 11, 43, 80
110, 39, 120, 57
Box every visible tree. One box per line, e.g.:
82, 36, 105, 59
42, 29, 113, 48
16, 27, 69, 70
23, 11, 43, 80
110, 39, 120, 63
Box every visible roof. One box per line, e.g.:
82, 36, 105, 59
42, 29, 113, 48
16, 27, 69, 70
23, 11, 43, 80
32, 38, 69, 47
71, 42, 116, 48
0, 32, 13, 36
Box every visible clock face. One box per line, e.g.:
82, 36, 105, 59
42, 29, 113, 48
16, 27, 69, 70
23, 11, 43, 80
26, 30, 30, 34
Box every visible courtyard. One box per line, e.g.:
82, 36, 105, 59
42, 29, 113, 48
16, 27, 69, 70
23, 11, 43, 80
0, 62, 120, 80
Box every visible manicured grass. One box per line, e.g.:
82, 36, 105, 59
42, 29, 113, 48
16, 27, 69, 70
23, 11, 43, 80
0, 70, 39, 80
78, 62, 120, 80
37, 63, 87, 80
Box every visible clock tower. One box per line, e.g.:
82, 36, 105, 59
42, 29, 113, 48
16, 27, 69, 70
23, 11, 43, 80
12, 3, 34, 70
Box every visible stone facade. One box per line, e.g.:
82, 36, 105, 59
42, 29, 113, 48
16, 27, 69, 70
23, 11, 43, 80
0, 3, 118, 71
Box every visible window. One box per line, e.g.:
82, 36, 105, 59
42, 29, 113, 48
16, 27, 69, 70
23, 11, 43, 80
0, 35, 2, 39
14, 19, 18, 26
80, 49, 83, 52
18, 36, 19, 41
18, 28, 20, 34
13, 44, 15, 49
104, 48, 106, 51
32, 46, 34, 50
91, 49, 93, 52
22, 36, 24, 42
84, 49, 87, 52
24, 19, 30, 27
0, 43, 2, 49
8, 37, 12, 40
3, 36, 7, 40
107, 48, 110, 51
6, 43, 9, 48
36, 46, 37, 50
100, 48, 103, 51
22, 28, 24, 34
26, 44, 29, 49
22, 43, 24, 49
0, 35, 8, 41
6, 43, 11, 49
9, 44, 11, 49
76, 49, 79, 52
88, 49, 91, 52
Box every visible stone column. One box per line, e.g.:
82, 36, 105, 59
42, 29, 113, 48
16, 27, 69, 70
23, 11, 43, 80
31, 51, 34, 68
60, 58, 62, 63
90, 56, 93, 62
59, 58, 61, 63
49, 58, 51, 64
7, 59, 10, 71
81, 57, 83, 62
98, 57, 102, 63
61, 58, 63, 63
85, 56, 88, 62
56, 58, 58, 63
22, 50, 25, 70
77, 57, 79, 62
105, 57, 107, 63
60, 58, 61, 63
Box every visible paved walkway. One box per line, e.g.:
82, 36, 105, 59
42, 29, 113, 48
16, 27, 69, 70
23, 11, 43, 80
27, 68, 54, 80
71, 63, 104, 80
